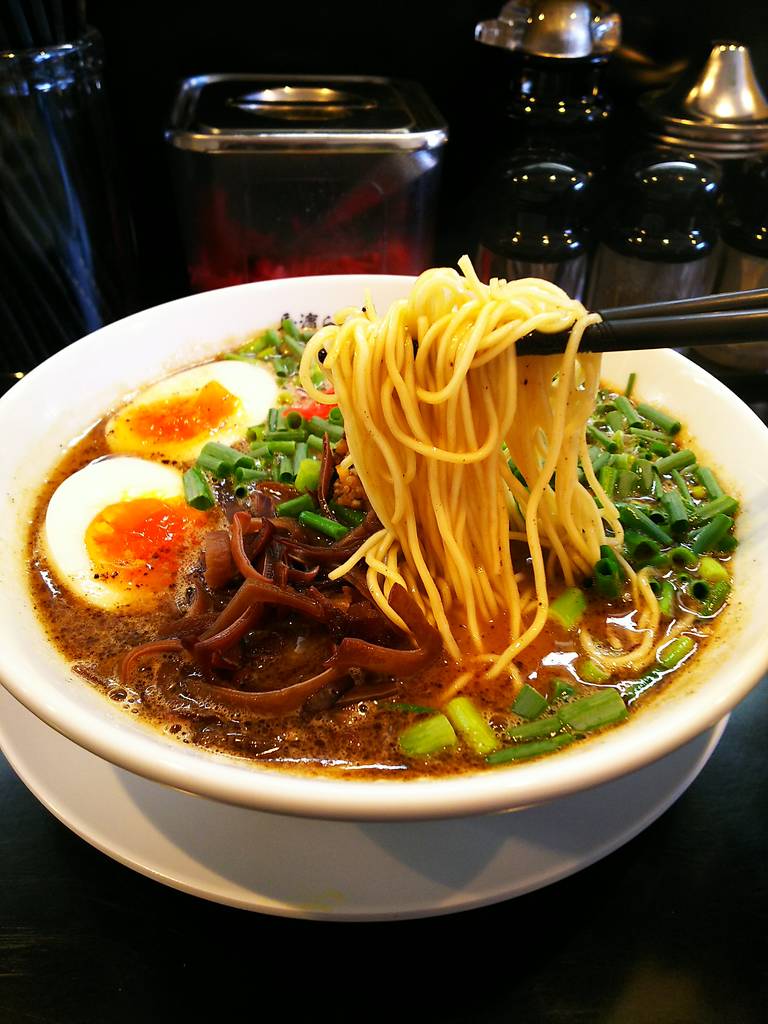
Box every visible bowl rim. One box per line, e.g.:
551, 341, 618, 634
1, 273, 767, 822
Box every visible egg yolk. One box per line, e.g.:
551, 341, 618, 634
85, 497, 208, 592
125, 380, 240, 443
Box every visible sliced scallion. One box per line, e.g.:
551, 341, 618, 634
183, 467, 215, 511
486, 733, 576, 764
558, 688, 628, 731
297, 510, 349, 541
636, 402, 681, 435
656, 635, 695, 669
511, 684, 548, 720
548, 587, 587, 631
398, 714, 457, 757
445, 696, 501, 756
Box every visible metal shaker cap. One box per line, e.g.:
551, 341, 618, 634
475, 0, 621, 59
641, 42, 768, 159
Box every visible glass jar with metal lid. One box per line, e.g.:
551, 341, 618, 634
166, 75, 447, 290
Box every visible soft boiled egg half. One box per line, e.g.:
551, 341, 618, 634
105, 360, 277, 464
44, 456, 213, 612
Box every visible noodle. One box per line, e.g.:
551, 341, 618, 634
299, 258, 636, 679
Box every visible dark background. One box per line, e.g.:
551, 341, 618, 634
85, 0, 768, 309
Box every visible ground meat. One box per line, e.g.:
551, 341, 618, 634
333, 466, 365, 508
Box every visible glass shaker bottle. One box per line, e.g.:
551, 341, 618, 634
472, 0, 620, 291
586, 153, 721, 309
639, 41, 768, 368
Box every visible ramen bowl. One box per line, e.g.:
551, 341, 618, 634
0, 274, 767, 830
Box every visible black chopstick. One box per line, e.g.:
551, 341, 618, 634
600, 287, 768, 322
516, 308, 768, 356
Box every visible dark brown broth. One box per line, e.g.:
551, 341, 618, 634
27, 408, 721, 780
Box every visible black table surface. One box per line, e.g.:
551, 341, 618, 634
1, 354, 766, 1024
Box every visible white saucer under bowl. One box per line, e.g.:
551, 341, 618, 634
0, 685, 726, 921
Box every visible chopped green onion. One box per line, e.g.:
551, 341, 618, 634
671, 468, 693, 502
294, 458, 322, 493
623, 530, 661, 567
637, 460, 653, 494
694, 495, 738, 522
669, 545, 697, 568
698, 556, 729, 583
598, 463, 617, 500
636, 402, 681, 435
691, 513, 734, 554
266, 440, 297, 455
628, 427, 669, 443
306, 434, 324, 453
688, 578, 710, 602
298, 510, 349, 541
617, 504, 673, 546
275, 456, 295, 483
694, 466, 724, 498
697, 579, 730, 617
272, 356, 299, 378
329, 502, 365, 527
614, 393, 641, 425
656, 579, 676, 617
605, 410, 625, 433
660, 490, 689, 536
306, 416, 345, 443
236, 329, 279, 356
196, 442, 255, 478
398, 714, 457, 757
292, 441, 308, 476
654, 449, 696, 474
624, 373, 637, 398
594, 556, 622, 599
267, 408, 281, 431
445, 697, 501, 756
233, 467, 270, 498
282, 335, 306, 359
511, 684, 549, 720
656, 635, 695, 669
616, 469, 640, 499
587, 424, 618, 452
281, 317, 302, 340
281, 410, 304, 429
328, 406, 344, 426
548, 587, 587, 631
507, 715, 563, 741
276, 493, 316, 517
558, 689, 628, 731
551, 679, 575, 701
486, 733, 576, 764
183, 467, 215, 511
577, 659, 610, 684
265, 428, 308, 443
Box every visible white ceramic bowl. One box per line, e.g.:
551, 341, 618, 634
1, 274, 767, 823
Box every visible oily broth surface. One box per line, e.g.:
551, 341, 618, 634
27, 376, 725, 781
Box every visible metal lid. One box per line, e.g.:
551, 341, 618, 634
475, 0, 620, 59
167, 74, 448, 153
641, 42, 768, 159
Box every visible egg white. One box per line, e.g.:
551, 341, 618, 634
44, 456, 196, 611
105, 360, 277, 464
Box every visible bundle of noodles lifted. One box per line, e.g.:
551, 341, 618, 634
300, 258, 637, 689
51, 256, 734, 771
